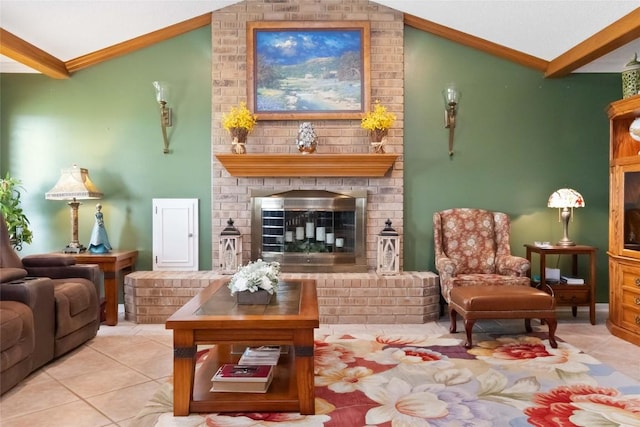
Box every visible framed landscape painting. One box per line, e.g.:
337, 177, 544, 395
247, 21, 371, 121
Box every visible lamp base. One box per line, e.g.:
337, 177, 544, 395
556, 239, 576, 247
63, 244, 87, 253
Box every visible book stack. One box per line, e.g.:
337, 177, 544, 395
560, 275, 584, 285
210, 364, 274, 393
238, 345, 282, 365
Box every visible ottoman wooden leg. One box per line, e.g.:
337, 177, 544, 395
545, 318, 558, 348
463, 319, 475, 349
449, 308, 458, 333
525, 318, 532, 333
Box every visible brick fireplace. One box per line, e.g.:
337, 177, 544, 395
124, 0, 441, 325
211, 0, 405, 269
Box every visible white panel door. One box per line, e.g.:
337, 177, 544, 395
152, 198, 198, 271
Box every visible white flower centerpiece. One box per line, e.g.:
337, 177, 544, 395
228, 259, 281, 304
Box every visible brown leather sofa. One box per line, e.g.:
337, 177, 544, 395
0, 214, 101, 395
0, 277, 54, 394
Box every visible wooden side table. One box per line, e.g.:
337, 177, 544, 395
68, 250, 138, 326
524, 244, 596, 325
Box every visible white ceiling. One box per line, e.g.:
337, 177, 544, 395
1, 0, 639, 74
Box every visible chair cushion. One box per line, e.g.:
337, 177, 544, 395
452, 273, 530, 287
0, 301, 34, 356
54, 281, 92, 317
441, 209, 497, 274
450, 286, 554, 311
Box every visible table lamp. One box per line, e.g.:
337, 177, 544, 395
547, 188, 584, 246
45, 165, 103, 253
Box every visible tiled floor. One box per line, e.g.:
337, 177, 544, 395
1, 304, 639, 426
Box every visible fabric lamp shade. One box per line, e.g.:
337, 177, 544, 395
45, 165, 102, 253
45, 165, 103, 200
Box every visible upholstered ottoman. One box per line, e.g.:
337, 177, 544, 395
449, 285, 558, 349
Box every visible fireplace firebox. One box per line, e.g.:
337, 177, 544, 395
251, 190, 367, 272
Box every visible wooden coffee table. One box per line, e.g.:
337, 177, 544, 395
165, 279, 319, 416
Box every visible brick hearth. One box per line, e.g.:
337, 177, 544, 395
124, 271, 439, 324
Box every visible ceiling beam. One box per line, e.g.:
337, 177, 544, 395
404, 13, 549, 72
66, 13, 212, 73
0, 28, 69, 79
546, 8, 640, 78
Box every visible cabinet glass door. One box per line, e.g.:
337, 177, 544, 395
624, 170, 640, 252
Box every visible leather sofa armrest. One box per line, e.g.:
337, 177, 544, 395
0, 267, 28, 283
25, 264, 102, 298
25, 264, 101, 283
22, 254, 75, 267
0, 278, 55, 368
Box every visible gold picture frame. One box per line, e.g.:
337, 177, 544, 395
247, 21, 371, 121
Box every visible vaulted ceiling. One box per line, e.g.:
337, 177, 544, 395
1, 1, 639, 79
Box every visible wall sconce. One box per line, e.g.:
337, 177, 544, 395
377, 219, 400, 275
219, 218, 242, 274
45, 165, 103, 253
152, 81, 172, 154
547, 188, 585, 246
442, 83, 461, 156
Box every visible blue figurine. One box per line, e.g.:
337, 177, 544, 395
88, 203, 112, 253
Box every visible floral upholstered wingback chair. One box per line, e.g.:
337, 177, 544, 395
433, 208, 530, 308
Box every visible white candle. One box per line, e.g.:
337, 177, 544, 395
285, 231, 293, 242
316, 227, 325, 241
296, 227, 304, 240
335, 237, 344, 248
326, 233, 335, 245
305, 222, 314, 239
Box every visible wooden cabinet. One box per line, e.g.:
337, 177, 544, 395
607, 94, 640, 346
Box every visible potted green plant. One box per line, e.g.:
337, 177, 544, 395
0, 172, 33, 250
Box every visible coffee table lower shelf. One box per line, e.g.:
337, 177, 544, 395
191, 344, 300, 413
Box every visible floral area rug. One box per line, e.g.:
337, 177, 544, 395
133, 331, 640, 427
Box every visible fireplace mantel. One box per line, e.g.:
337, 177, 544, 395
215, 153, 398, 177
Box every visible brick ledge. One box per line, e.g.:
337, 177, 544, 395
124, 271, 439, 324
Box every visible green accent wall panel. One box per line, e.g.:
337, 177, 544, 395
0, 28, 213, 271
403, 27, 620, 302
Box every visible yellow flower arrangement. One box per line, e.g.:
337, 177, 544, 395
223, 101, 257, 154
222, 101, 257, 134
361, 100, 396, 132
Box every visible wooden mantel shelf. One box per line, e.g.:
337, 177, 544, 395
215, 153, 398, 177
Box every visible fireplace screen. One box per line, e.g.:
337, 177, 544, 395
251, 190, 367, 272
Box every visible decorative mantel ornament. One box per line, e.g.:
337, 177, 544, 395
230, 128, 249, 154
296, 122, 318, 154
361, 100, 396, 154
369, 129, 388, 154
222, 101, 257, 154
228, 259, 281, 304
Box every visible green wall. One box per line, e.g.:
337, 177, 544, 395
403, 27, 619, 302
0, 25, 623, 302
0, 28, 213, 271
